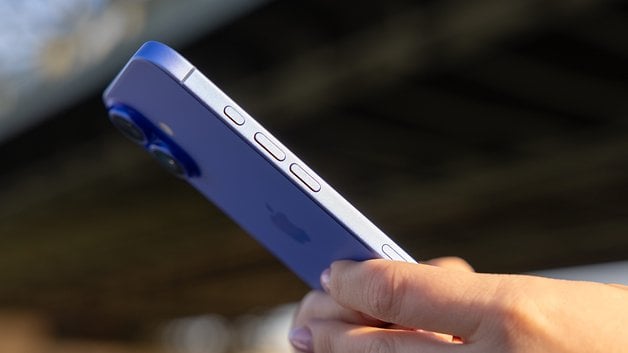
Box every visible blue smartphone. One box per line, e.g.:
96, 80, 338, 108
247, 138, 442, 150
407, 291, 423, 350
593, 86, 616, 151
102, 41, 415, 290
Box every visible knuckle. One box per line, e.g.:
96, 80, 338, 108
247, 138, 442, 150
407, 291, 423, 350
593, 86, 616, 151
493, 278, 527, 319
447, 256, 475, 271
362, 261, 404, 321
491, 276, 545, 341
301, 291, 325, 309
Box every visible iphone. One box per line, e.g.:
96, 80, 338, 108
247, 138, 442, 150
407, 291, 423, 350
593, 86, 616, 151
103, 41, 415, 289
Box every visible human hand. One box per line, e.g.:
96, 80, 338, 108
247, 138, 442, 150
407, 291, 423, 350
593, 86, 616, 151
290, 257, 628, 353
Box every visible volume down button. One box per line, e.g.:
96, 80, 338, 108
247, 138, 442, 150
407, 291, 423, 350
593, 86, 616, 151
290, 163, 321, 192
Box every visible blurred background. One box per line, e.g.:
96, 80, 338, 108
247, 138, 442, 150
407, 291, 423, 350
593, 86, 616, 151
1, 0, 627, 352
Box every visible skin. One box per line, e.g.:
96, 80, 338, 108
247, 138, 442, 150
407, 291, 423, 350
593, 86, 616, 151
290, 257, 628, 353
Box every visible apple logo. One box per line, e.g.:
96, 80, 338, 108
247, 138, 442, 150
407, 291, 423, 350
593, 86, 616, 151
266, 204, 311, 244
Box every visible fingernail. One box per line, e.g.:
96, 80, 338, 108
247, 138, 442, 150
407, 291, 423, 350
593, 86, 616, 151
289, 326, 313, 352
320, 268, 331, 292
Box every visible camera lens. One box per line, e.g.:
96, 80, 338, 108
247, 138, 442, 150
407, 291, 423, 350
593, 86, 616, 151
149, 145, 186, 178
108, 109, 147, 144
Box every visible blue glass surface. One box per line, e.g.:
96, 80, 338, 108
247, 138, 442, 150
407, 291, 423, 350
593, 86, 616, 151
103, 42, 391, 289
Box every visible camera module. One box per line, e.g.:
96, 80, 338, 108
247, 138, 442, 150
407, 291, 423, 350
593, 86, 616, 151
108, 108, 147, 144
149, 145, 187, 178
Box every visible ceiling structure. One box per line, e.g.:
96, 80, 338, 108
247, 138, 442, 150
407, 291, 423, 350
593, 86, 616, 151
0, 0, 626, 341
0, 0, 268, 142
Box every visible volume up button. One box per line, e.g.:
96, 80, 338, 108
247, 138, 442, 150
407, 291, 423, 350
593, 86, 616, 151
254, 132, 286, 161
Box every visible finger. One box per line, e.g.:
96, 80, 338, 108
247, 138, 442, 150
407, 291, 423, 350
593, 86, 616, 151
304, 320, 473, 353
407, 257, 475, 343
324, 259, 502, 338
608, 283, 628, 291
292, 291, 384, 329
424, 257, 475, 272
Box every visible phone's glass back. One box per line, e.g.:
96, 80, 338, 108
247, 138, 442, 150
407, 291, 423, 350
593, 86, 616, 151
104, 50, 379, 289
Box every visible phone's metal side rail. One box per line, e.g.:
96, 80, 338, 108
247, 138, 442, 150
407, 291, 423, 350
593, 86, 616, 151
181, 67, 416, 264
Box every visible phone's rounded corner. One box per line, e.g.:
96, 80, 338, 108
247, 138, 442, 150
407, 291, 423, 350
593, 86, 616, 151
132, 41, 194, 81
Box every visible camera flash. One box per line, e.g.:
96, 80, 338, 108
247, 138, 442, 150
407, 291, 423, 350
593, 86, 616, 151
158, 122, 174, 136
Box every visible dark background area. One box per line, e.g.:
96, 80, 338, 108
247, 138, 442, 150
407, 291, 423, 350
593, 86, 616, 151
0, 0, 627, 343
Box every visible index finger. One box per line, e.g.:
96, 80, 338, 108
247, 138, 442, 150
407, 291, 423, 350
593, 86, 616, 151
324, 259, 502, 338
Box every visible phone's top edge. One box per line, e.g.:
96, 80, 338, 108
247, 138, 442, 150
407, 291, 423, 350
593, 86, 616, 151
133, 41, 194, 81
103, 41, 194, 104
